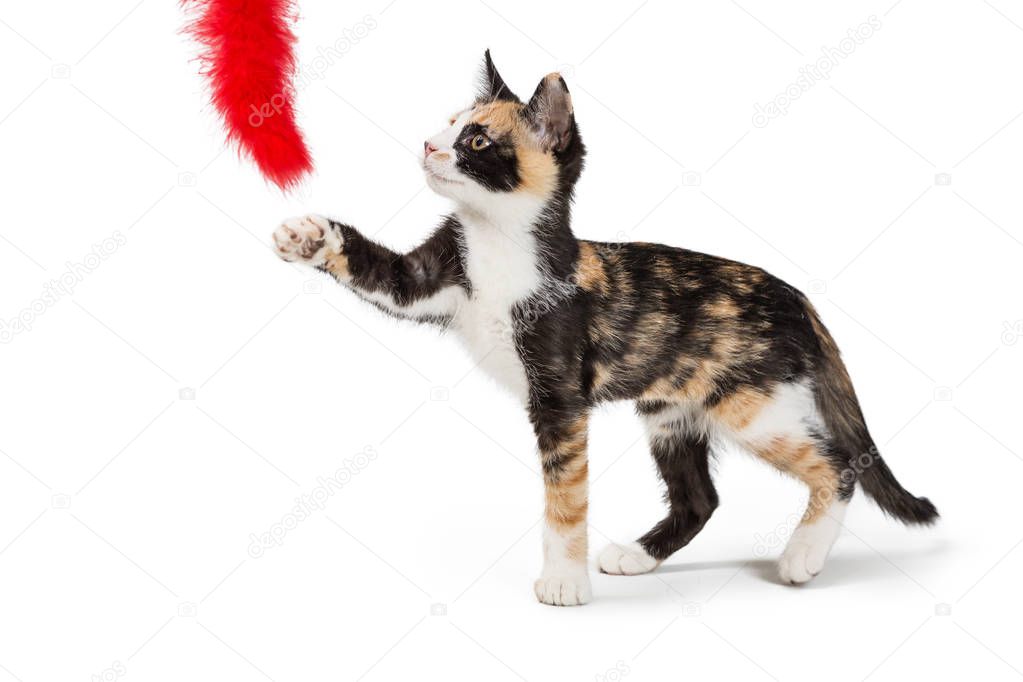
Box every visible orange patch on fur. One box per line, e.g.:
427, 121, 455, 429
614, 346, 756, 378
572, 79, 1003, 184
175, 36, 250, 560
710, 386, 769, 431
469, 101, 558, 198
516, 145, 558, 196
755, 436, 839, 523
544, 459, 588, 530
470, 100, 520, 134
324, 252, 349, 279
679, 362, 718, 402
589, 362, 613, 394
574, 242, 608, 293
704, 296, 741, 319
542, 416, 589, 533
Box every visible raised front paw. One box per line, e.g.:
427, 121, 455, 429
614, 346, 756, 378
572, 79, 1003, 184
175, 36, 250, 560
273, 215, 343, 267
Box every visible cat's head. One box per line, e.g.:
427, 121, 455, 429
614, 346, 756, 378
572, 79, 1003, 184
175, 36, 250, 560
421, 51, 585, 211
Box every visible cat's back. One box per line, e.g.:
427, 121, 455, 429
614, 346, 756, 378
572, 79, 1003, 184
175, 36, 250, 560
577, 238, 818, 368
582, 239, 807, 316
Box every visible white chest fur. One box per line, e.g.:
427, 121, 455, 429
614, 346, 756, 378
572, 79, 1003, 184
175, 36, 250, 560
452, 204, 544, 404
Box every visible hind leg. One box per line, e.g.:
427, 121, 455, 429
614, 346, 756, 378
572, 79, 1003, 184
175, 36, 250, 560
712, 381, 853, 583
599, 402, 719, 575
778, 487, 847, 584
742, 426, 851, 582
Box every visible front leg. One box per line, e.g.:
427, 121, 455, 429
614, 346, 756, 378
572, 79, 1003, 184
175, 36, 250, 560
533, 408, 592, 606
273, 214, 468, 323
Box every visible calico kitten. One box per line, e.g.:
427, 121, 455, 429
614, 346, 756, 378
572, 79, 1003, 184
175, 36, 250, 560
272, 51, 937, 606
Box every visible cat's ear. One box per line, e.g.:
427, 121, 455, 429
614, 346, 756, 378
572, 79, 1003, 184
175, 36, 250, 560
525, 73, 575, 153
476, 49, 520, 103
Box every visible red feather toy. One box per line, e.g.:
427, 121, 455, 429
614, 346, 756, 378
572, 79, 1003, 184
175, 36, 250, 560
184, 0, 313, 190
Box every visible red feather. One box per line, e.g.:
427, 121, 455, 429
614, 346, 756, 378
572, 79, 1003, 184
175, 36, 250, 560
184, 0, 313, 191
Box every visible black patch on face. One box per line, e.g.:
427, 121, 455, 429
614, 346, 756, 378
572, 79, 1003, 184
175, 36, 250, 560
454, 122, 520, 192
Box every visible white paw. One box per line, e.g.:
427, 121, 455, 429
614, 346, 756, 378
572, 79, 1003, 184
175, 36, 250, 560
273, 215, 342, 266
778, 500, 846, 585
598, 541, 659, 575
534, 572, 592, 606
778, 542, 826, 584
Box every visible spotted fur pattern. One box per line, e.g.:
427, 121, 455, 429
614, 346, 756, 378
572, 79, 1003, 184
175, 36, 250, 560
273, 51, 937, 604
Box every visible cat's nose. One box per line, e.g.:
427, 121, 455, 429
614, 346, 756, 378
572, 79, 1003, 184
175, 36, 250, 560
424, 141, 438, 158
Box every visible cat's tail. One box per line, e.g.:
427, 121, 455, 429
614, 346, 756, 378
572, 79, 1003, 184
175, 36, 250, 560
802, 297, 939, 526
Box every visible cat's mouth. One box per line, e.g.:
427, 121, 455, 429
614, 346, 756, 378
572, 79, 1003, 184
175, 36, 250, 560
424, 169, 464, 186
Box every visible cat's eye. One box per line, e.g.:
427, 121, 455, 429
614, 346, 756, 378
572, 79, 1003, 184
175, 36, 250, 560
470, 134, 491, 151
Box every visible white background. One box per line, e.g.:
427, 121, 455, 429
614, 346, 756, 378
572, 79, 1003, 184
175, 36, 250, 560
1, 1, 1021, 680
